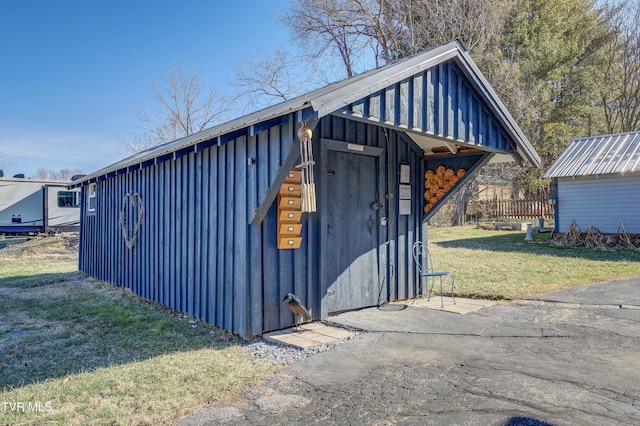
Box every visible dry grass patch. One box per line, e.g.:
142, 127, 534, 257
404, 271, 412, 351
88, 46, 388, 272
0, 234, 273, 425
1, 347, 269, 426
0, 234, 78, 286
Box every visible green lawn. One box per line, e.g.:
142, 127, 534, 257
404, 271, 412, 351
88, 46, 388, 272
428, 225, 640, 300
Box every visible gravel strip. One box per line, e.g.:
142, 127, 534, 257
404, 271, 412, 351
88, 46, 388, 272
245, 334, 356, 365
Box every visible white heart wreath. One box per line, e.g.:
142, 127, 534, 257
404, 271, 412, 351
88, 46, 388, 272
118, 192, 144, 249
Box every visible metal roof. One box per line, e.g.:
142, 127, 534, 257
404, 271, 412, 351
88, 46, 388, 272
73, 40, 539, 187
543, 132, 640, 178
0, 177, 71, 185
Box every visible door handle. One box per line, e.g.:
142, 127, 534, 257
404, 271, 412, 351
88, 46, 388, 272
369, 215, 374, 234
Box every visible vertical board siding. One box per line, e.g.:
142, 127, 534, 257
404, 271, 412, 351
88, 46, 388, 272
320, 116, 425, 305
71, 48, 531, 338
413, 73, 423, 131
557, 175, 640, 233
338, 59, 515, 155
194, 151, 203, 319
79, 113, 309, 338
79, 112, 469, 338
223, 142, 234, 330
79, 75, 493, 337
233, 136, 248, 335
205, 148, 216, 324
245, 130, 260, 334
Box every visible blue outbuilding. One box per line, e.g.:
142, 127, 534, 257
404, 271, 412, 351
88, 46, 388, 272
71, 41, 540, 338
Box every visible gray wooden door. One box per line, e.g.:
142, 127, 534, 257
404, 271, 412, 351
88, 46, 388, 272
325, 149, 380, 313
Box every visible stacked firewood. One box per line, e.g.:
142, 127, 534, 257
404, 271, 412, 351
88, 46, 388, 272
423, 166, 466, 213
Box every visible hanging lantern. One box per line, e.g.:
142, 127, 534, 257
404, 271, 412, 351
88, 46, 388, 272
297, 121, 317, 212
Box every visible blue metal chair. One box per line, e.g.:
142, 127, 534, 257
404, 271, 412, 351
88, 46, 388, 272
412, 241, 455, 308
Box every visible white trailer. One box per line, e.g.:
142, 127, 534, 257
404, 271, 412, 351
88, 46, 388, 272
0, 177, 80, 233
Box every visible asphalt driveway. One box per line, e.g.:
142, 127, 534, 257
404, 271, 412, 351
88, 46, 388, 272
179, 278, 640, 425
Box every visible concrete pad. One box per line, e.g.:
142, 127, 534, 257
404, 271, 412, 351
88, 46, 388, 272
182, 278, 640, 425
263, 322, 356, 350
532, 277, 640, 306
409, 296, 495, 314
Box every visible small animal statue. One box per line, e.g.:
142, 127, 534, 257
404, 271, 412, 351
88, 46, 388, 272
282, 293, 312, 330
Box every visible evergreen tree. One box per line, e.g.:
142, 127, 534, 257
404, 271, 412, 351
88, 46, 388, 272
488, 0, 613, 192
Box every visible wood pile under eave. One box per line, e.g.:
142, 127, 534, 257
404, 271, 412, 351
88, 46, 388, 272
423, 166, 466, 213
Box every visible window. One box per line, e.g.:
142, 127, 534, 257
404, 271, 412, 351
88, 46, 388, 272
87, 183, 97, 214
57, 191, 81, 208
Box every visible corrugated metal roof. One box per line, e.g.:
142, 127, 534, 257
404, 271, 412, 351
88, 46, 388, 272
73, 40, 539, 187
543, 131, 640, 178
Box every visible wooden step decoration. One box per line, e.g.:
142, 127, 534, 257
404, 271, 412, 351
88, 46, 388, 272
277, 169, 303, 249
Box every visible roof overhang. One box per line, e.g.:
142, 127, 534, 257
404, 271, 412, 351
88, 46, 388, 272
73, 40, 539, 188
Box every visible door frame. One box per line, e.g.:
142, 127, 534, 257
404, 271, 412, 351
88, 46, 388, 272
318, 138, 385, 318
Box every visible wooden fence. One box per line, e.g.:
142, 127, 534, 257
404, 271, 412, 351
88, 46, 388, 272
470, 196, 553, 221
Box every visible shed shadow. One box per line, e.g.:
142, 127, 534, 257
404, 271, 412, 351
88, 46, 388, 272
433, 233, 640, 262
0, 271, 236, 390
0, 271, 82, 288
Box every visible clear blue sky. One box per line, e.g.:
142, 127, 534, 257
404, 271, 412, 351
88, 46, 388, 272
0, 0, 290, 178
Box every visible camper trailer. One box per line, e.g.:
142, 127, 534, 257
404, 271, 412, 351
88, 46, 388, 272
0, 176, 81, 233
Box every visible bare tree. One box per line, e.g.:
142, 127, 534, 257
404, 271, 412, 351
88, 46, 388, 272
597, 1, 640, 133
35, 168, 84, 181
232, 48, 305, 112
284, 0, 359, 77
121, 67, 230, 154
283, 0, 397, 77
281, 0, 517, 80
404, 0, 516, 53
231, 44, 345, 112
